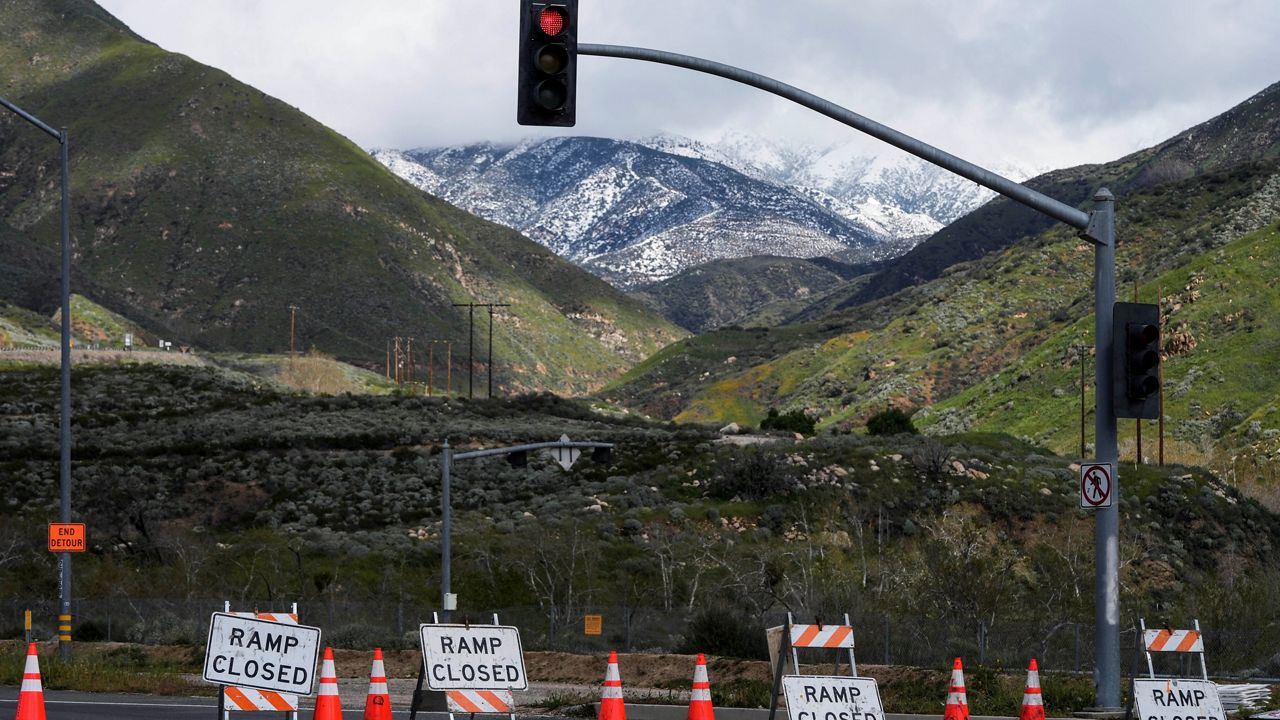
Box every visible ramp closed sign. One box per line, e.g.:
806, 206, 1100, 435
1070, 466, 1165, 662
782, 676, 884, 720
1133, 679, 1224, 720
203, 613, 321, 695
420, 624, 527, 690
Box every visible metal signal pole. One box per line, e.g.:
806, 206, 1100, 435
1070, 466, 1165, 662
576, 44, 1121, 710
2, 95, 74, 658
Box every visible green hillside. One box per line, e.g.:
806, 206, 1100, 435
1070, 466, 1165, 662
924, 221, 1280, 467
634, 255, 856, 333
797, 80, 1280, 319
0, 0, 684, 394
605, 155, 1280, 471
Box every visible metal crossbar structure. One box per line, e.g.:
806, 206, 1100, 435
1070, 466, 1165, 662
438, 437, 615, 623
768, 613, 859, 720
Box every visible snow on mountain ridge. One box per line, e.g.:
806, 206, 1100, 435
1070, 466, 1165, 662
374, 137, 887, 287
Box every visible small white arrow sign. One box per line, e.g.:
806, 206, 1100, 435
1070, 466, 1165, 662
548, 434, 580, 470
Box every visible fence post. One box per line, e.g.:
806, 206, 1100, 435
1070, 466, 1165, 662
978, 621, 987, 665
1074, 623, 1081, 672
883, 618, 890, 665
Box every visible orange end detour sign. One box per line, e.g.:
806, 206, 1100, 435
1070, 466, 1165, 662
48, 523, 86, 552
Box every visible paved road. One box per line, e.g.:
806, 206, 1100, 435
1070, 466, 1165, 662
0, 687, 473, 719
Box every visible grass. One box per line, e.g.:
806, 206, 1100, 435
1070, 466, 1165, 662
0, 642, 213, 697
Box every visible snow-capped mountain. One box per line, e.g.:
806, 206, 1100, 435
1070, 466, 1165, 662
374, 134, 1034, 287
375, 137, 887, 287
639, 131, 1037, 237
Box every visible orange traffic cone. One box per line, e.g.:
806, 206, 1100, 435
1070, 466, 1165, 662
598, 650, 626, 720
363, 647, 392, 720
15, 643, 46, 720
1019, 659, 1045, 720
687, 653, 714, 720
314, 646, 343, 720
943, 657, 969, 720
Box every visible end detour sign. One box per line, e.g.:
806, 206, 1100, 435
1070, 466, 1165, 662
420, 624, 527, 690
203, 613, 321, 695
1133, 679, 1224, 720
783, 675, 884, 720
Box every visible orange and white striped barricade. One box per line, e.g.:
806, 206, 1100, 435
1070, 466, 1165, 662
209, 602, 314, 720
768, 613, 877, 720
1129, 618, 1223, 720
410, 612, 524, 720
1140, 618, 1208, 679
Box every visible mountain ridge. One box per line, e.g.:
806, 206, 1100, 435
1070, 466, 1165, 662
0, 0, 684, 394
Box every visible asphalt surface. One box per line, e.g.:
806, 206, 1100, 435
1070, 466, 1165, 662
0, 687, 473, 719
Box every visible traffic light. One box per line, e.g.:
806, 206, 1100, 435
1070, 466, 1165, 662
1112, 302, 1161, 419
517, 1, 577, 127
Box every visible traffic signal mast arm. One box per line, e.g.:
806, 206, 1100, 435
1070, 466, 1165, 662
577, 44, 1095, 238
451, 438, 614, 461
570, 41, 1122, 710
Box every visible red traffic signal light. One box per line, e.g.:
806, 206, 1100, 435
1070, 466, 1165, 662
518, 1, 578, 127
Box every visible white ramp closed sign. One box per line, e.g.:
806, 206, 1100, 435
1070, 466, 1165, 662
783, 676, 884, 720
1133, 679, 1224, 720
420, 624, 527, 690
203, 613, 321, 695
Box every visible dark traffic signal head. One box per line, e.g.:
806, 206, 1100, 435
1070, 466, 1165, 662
1112, 302, 1161, 419
518, 1, 578, 127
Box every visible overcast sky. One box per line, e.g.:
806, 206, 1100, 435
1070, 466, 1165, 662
96, 1, 1280, 171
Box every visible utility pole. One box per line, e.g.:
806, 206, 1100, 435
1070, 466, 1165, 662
386, 340, 391, 381
427, 340, 450, 397
1158, 285, 1165, 466
288, 305, 298, 359
487, 303, 511, 398
2, 96, 74, 659
407, 337, 415, 389
453, 302, 511, 399
1134, 281, 1142, 466
393, 337, 402, 385
452, 304, 476, 398
1079, 344, 1088, 458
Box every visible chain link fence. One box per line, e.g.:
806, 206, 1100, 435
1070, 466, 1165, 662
5, 596, 1279, 679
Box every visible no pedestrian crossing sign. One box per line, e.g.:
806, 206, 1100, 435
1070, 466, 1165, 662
1080, 461, 1114, 509
420, 624, 528, 691
1132, 679, 1224, 720
782, 675, 884, 720
203, 613, 322, 695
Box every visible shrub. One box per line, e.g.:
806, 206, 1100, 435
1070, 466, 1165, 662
760, 408, 815, 436
678, 605, 768, 660
867, 408, 918, 436
706, 448, 792, 500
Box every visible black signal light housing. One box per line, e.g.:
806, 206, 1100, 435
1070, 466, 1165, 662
518, 1, 578, 127
1112, 302, 1162, 420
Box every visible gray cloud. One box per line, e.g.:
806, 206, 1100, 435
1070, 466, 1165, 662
97, 0, 1280, 170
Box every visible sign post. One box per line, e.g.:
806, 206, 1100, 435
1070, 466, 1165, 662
584, 614, 603, 637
